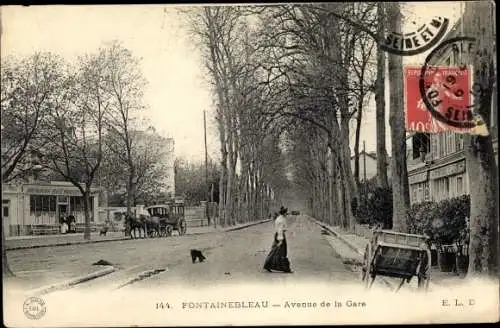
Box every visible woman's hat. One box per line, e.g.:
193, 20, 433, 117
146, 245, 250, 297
279, 206, 288, 215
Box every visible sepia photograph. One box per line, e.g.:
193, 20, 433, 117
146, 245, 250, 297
1, 1, 498, 326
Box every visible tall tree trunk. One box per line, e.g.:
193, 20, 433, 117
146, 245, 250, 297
387, 2, 410, 232
126, 167, 136, 211
248, 162, 255, 221
340, 119, 356, 230
328, 154, 334, 226
329, 157, 340, 226
338, 172, 347, 229
376, 1, 390, 189
83, 190, 92, 240
465, 1, 499, 277
224, 107, 235, 226
219, 132, 227, 226
2, 227, 14, 277
354, 104, 362, 190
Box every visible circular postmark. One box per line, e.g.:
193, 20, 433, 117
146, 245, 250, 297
23, 296, 46, 320
418, 36, 488, 131
380, 16, 450, 56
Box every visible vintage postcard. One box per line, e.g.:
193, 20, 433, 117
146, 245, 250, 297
1, 2, 498, 326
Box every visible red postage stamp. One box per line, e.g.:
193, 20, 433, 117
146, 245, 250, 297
405, 65, 473, 133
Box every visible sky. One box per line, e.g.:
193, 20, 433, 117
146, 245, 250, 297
1, 3, 463, 161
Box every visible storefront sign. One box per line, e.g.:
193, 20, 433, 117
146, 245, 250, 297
430, 160, 466, 180
24, 186, 99, 196
409, 171, 429, 184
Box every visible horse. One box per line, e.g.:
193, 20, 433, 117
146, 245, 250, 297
125, 213, 149, 239
145, 216, 162, 238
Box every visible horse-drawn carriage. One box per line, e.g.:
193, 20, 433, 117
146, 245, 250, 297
146, 201, 187, 237
125, 200, 186, 239
361, 228, 432, 292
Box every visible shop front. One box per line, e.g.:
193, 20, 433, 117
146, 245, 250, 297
2, 181, 100, 236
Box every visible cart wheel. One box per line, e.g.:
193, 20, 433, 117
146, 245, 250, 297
361, 243, 372, 288
417, 248, 432, 291
178, 219, 187, 236
166, 225, 173, 237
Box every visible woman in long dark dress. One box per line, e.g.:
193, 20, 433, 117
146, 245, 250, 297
263, 206, 292, 273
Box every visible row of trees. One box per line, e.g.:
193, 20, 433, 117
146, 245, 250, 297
182, 2, 498, 278
182, 4, 381, 229
1, 42, 172, 243
183, 7, 291, 226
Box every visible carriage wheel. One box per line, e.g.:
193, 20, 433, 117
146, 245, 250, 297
417, 248, 432, 291
166, 225, 173, 237
361, 243, 372, 288
178, 219, 187, 236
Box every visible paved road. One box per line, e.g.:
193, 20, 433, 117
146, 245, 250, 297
6, 215, 356, 293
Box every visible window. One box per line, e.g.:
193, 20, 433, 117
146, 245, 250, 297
411, 133, 430, 160
433, 177, 450, 201
2, 199, 9, 218
411, 181, 429, 204
447, 132, 455, 154
431, 135, 438, 156
457, 176, 463, 195
417, 184, 423, 201
455, 133, 464, 151
438, 132, 449, 158
424, 183, 430, 201
57, 196, 69, 203
69, 196, 93, 213
30, 195, 57, 213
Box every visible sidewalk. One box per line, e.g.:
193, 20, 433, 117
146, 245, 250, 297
313, 218, 463, 291
4, 261, 115, 295
5, 219, 271, 250
5, 231, 129, 250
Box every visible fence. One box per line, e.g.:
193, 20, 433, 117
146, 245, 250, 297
185, 202, 218, 227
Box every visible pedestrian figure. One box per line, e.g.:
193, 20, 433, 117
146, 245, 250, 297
68, 213, 76, 233
263, 206, 292, 273
60, 213, 68, 234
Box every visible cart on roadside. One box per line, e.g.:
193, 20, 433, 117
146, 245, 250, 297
361, 228, 432, 292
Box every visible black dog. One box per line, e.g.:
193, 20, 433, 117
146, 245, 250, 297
190, 249, 206, 263
99, 226, 109, 236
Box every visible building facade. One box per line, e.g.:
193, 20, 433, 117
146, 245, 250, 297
407, 2, 498, 205
2, 181, 100, 236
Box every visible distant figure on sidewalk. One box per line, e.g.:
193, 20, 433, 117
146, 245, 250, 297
60, 213, 68, 234
263, 206, 292, 273
68, 213, 76, 233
